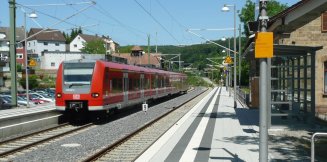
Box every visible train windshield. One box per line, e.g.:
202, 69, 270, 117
63, 62, 95, 87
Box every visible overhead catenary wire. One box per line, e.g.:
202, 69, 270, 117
16, 2, 102, 36
134, 0, 181, 44
16, 2, 95, 44
155, 0, 191, 45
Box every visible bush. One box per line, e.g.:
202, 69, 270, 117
19, 75, 39, 89
17, 64, 22, 72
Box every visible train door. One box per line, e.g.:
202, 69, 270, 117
123, 72, 128, 105
140, 74, 144, 101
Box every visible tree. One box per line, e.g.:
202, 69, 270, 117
81, 39, 106, 54
239, 0, 288, 37
63, 28, 83, 44
19, 75, 39, 90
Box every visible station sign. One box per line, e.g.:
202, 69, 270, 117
255, 32, 273, 58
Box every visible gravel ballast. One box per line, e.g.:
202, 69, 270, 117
10, 88, 205, 162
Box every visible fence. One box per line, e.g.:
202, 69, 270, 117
236, 86, 249, 106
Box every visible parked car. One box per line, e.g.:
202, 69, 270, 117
0, 95, 36, 107
18, 94, 48, 104
29, 93, 54, 103
0, 96, 12, 110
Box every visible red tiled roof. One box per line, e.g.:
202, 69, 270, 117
28, 28, 65, 42
131, 46, 143, 51
78, 34, 102, 42
112, 53, 160, 66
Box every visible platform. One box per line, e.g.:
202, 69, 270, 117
136, 87, 260, 162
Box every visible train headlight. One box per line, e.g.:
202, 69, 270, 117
91, 93, 99, 98
56, 93, 62, 98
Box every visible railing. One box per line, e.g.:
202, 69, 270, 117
311, 132, 327, 162
236, 86, 249, 106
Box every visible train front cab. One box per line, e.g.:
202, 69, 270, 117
56, 61, 104, 112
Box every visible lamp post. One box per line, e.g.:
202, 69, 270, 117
222, 4, 237, 108
24, 11, 37, 107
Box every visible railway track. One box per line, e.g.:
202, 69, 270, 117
0, 123, 94, 160
82, 87, 210, 162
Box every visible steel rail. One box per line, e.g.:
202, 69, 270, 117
0, 123, 93, 158
0, 123, 69, 145
82, 88, 208, 162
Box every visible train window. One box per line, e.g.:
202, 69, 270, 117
129, 78, 133, 91
151, 75, 156, 89
63, 62, 95, 84
146, 78, 150, 89
112, 78, 123, 93
165, 77, 170, 87
134, 78, 140, 90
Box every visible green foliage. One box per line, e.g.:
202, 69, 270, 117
118, 45, 134, 53
17, 64, 22, 72
19, 75, 39, 90
38, 76, 56, 88
63, 28, 83, 44
239, 0, 288, 37
81, 39, 106, 54
186, 73, 212, 87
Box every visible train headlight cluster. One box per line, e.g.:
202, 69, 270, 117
91, 93, 99, 98
56, 93, 62, 98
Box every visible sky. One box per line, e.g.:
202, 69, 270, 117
0, 0, 299, 46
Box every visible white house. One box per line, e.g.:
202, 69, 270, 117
70, 34, 118, 53
40, 51, 105, 70
0, 26, 25, 62
27, 28, 66, 59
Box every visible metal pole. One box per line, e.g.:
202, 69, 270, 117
179, 54, 181, 71
239, 24, 242, 86
233, 5, 237, 108
259, 0, 268, 161
155, 32, 158, 53
148, 34, 150, 65
9, 0, 17, 107
24, 12, 30, 107
228, 38, 231, 96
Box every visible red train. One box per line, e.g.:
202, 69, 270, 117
55, 59, 188, 113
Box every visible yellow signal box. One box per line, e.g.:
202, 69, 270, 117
255, 32, 273, 58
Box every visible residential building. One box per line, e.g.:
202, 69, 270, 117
0, 26, 25, 63
112, 46, 161, 68
70, 34, 118, 53
40, 51, 105, 70
27, 28, 66, 59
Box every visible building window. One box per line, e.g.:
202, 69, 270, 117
44, 49, 48, 52
51, 62, 55, 67
74, 44, 77, 47
28, 42, 30, 47
322, 12, 327, 32
16, 53, 23, 59
55, 50, 60, 52
43, 42, 48, 45
55, 42, 59, 46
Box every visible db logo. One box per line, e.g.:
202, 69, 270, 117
73, 94, 80, 99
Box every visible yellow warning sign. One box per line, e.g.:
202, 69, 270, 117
224, 56, 233, 64
29, 59, 37, 67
